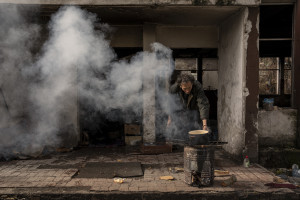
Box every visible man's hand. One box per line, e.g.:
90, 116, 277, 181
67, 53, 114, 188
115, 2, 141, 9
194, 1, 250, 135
202, 119, 208, 130
167, 116, 171, 127
203, 125, 209, 131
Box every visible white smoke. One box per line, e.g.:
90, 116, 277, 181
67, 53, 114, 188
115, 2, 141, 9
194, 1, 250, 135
0, 4, 42, 157
0, 5, 175, 159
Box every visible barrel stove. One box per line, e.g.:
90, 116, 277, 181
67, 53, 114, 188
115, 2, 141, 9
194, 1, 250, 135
168, 129, 226, 187
184, 145, 215, 187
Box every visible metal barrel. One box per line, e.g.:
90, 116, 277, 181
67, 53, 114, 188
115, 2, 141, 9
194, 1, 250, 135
184, 146, 215, 186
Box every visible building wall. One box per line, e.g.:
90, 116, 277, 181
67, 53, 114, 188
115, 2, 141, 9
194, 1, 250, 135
0, 0, 261, 6
244, 7, 259, 162
258, 109, 297, 147
110, 25, 218, 48
110, 26, 143, 48
156, 26, 218, 48
218, 8, 248, 157
293, 0, 300, 148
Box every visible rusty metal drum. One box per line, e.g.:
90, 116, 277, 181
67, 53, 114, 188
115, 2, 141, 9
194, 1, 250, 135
184, 146, 214, 186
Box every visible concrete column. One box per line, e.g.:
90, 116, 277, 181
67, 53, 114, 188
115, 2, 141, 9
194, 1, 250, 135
142, 24, 156, 143
293, 1, 300, 147
218, 8, 247, 158
245, 7, 259, 162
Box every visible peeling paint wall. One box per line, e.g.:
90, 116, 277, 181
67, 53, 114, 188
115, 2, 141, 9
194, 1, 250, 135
244, 7, 259, 162
258, 109, 297, 147
218, 8, 248, 157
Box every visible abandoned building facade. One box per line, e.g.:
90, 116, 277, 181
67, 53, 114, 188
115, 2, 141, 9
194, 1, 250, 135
0, 0, 299, 164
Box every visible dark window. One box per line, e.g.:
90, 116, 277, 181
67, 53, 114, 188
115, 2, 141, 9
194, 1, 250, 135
259, 5, 294, 107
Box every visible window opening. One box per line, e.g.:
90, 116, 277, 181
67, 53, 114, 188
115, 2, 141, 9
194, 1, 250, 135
259, 57, 280, 95
259, 57, 292, 95
259, 5, 294, 108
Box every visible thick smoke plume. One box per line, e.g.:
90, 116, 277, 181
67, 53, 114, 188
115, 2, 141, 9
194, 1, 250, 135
0, 5, 175, 159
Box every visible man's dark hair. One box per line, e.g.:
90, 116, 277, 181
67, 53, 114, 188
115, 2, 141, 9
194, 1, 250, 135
176, 73, 195, 85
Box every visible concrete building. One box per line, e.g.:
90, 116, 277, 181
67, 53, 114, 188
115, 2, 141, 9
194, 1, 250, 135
0, 0, 299, 164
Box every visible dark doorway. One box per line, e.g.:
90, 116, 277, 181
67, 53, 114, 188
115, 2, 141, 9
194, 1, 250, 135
171, 48, 218, 120
79, 47, 143, 146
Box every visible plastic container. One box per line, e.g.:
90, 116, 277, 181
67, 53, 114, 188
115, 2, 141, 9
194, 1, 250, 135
292, 164, 300, 177
243, 156, 250, 167
263, 98, 274, 111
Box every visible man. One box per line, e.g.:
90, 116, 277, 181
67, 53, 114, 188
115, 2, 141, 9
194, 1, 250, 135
167, 73, 210, 141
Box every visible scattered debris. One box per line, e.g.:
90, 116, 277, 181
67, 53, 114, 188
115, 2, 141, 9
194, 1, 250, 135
160, 176, 175, 180
221, 174, 237, 187
270, 167, 300, 187
273, 176, 286, 183
277, 174, 288, 180
214, 169, 230, 177
0, 195, 26, 200
169, 167, 184, 173
113, 178, 125, 183
288, 176, 300, 186
273, 168, 291, 176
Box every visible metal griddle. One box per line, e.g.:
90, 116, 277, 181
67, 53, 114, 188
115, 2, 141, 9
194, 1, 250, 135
167, 138, 228, 148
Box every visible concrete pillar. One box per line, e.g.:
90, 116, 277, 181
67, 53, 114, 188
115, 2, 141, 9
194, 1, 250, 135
293, 1, 300, 147
244, 7, 259, 162
218, 8, 247, 158
142, 24, 156, 143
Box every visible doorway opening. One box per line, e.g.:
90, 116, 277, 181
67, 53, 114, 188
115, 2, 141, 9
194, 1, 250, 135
169, 48, 219, 140
79, 47, 143, 146
171, 48, 218, 121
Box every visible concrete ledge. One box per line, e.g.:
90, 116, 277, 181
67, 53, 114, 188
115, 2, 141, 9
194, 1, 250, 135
259, 147, 300, 168
0, 190, 299, 200
0, 0, 261, 6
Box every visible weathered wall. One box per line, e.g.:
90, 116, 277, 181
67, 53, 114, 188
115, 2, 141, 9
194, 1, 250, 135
157, 26, 218, 48
110, 26, 143, 48
218, 8, 247, 157
202, 58, 218, 90
142, 24, 156, 144
110, 25, 218, 48
258, 109, 297, 147
244, 7, 259, 162
294, 0, 300, 148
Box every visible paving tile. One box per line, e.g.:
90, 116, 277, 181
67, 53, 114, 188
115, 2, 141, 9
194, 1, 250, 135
0, 147, 298, 199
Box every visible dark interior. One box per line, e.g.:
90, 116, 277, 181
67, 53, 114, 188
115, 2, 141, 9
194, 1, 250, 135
171, 48, 218, 120
259, 5, 294, 108
80, 47, 219, 145
79, 47, 143, 146
81, 5, 295, 145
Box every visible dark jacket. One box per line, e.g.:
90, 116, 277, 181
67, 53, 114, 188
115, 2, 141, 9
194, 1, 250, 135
169, 80, 210, 120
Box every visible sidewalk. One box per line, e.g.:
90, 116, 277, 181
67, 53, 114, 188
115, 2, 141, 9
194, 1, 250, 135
0, 146, 299, 200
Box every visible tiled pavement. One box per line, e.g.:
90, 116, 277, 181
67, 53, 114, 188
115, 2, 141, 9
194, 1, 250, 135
0, 147, 299, 200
